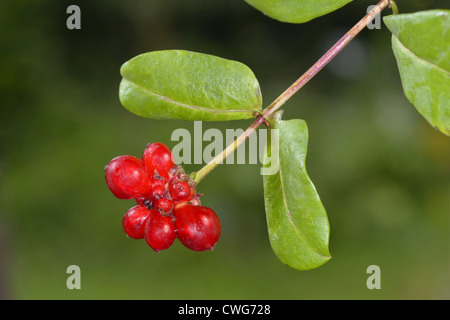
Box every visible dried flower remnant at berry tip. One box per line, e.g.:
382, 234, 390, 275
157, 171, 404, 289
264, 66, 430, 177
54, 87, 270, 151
104, 142, 221, 252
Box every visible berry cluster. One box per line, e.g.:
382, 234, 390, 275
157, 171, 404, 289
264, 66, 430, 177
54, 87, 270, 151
104, 142, 221, 252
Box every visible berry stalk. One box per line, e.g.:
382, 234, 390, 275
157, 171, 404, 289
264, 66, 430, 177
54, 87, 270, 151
193, 0, 394, 184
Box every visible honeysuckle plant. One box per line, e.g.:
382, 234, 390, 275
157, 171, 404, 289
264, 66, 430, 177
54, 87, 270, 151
109, 0, 449, 270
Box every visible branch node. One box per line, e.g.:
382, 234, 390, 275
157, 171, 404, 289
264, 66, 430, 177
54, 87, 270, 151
253, 111, 270, 128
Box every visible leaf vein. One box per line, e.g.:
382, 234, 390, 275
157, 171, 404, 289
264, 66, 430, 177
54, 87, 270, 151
125, 79, 256, 114
394, 36, 450, 75
278, 165, 324, 256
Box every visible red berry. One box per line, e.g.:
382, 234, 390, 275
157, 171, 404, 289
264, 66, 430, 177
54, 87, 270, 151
174, 205, 221, 251
145, 209, 176, 252
122, 205, 151, 239
105, 155, 152, 199
142, 143, 175, 179
154, 198, 173, 215
149, 178, 167, 200
151, 177, 166, 189
169, 181, 194, 202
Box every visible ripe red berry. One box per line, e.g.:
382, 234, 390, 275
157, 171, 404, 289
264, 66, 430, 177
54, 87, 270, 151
174, 205, 221, 251
154, 198, 173, 215
142, 142, 175, 179
105, 155, 152, 199
122, 205, 151, 239
145, 209, 177, 252
169, 180, 194, 202
149, 178, 167, 200
151, 177, 166, 189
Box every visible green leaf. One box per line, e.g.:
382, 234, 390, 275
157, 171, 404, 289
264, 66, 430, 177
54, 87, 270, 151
384, 10, 450, 136
263, 115, 331, 270
244, 0, 353, 24
119, 50, 262, 121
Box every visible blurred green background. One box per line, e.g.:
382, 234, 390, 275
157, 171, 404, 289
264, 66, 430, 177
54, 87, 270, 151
0, 0, 449, 299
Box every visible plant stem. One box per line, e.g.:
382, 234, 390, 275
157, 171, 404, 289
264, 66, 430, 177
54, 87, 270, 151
389, 0, 399, 15
193, 0, 392, 185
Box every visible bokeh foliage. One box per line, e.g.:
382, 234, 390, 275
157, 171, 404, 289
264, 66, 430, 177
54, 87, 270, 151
0, 0, 449, 299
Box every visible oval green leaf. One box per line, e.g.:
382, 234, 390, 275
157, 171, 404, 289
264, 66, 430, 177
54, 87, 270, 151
384, 10, 450, 136
244, 0, 353, 24
263, 116, 331, 270
119, 50, 262, 121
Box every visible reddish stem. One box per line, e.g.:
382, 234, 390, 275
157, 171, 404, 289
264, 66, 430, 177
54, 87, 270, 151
194, 0, 392, 184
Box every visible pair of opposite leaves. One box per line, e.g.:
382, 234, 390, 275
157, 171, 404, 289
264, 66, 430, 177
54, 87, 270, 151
119, 9, 449, 270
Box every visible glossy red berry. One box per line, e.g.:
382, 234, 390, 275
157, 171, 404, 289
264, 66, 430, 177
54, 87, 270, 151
145, 209, 176, 252
149, 178, 167, 200
174, 205, 221, 251
108, 142, 221, 253
122, 205, 151, 239
151, 177, 166, 189
142, 142, 175, 179
169, 181, 194, 202
154, 198, 173, 215
105, 155, 152, 199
